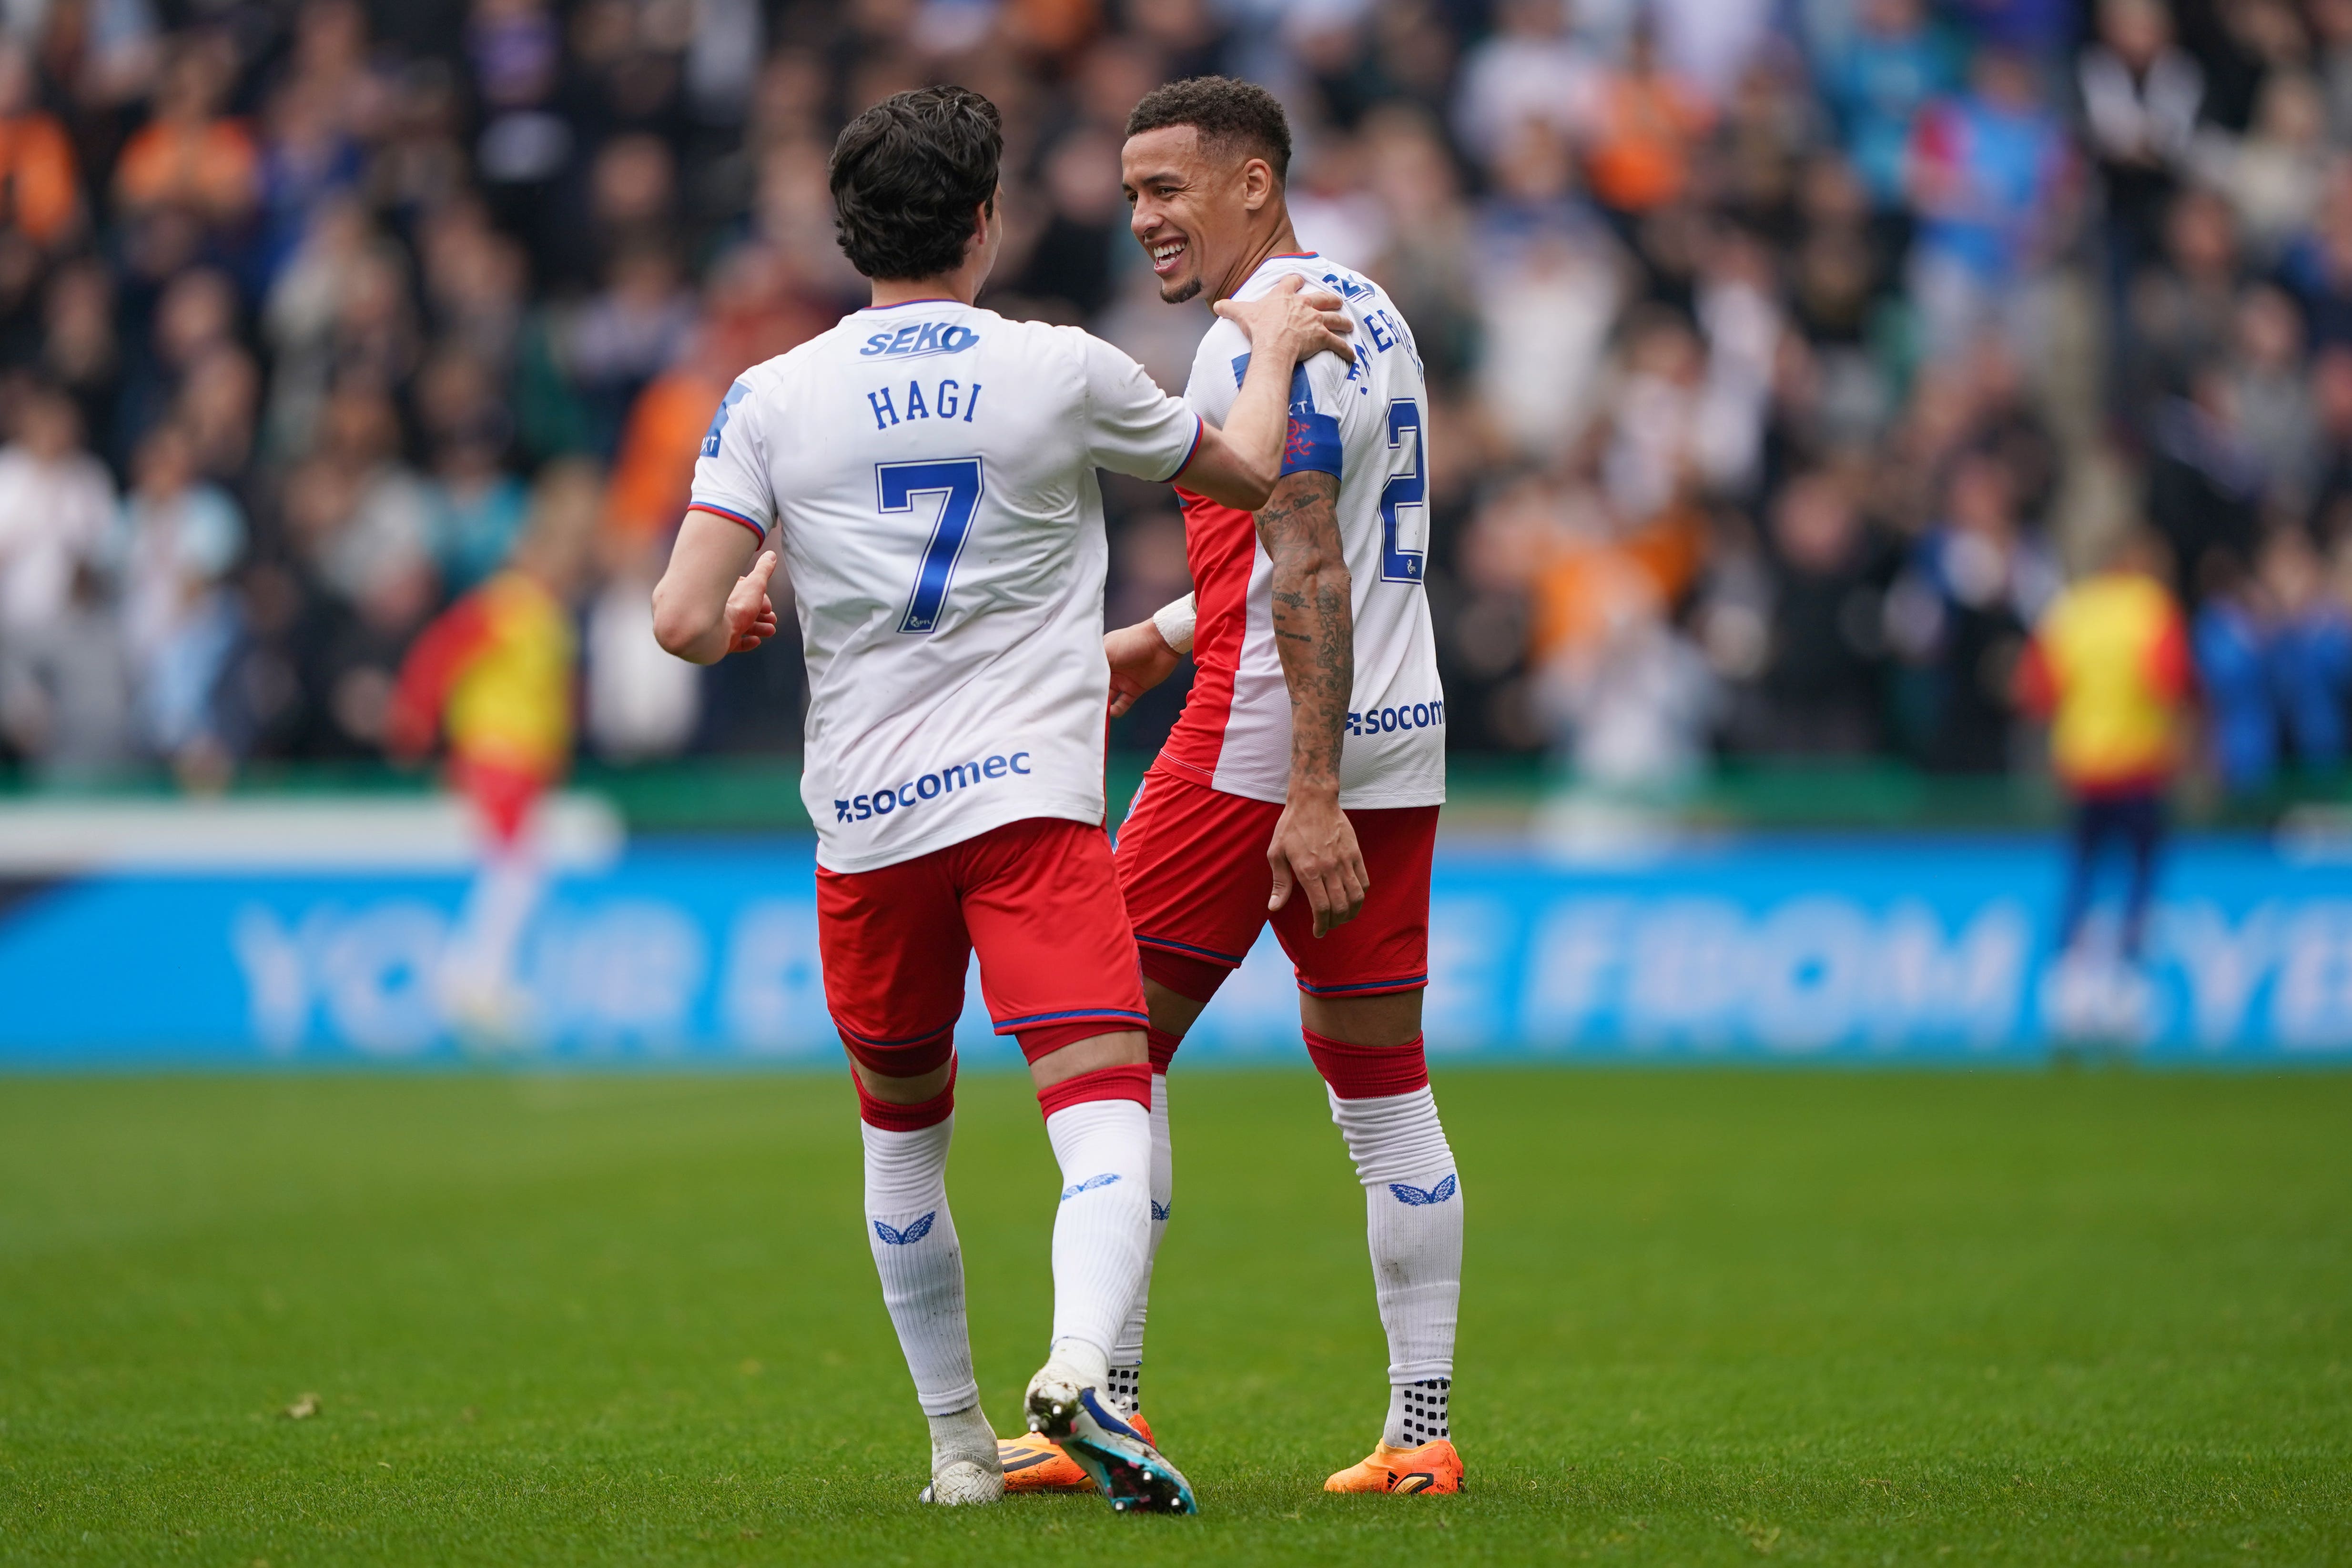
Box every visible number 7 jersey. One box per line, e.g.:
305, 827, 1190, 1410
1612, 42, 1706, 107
1166, 254, 1446, 809
689, 300, 1204, 872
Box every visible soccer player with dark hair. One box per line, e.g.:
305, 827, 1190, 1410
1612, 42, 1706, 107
997, 75, 1465, 1498
649, 84, 1354, 1513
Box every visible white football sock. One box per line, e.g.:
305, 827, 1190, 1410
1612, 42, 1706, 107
863, 1115, 978, 1416
1384, 1377, 1451, 1448
1107, 1071, 1171, 1415
1043, 1095, 1153, 1370
925, 1403, 1000, 1480
1327, 1084, 1463, 1441
441, 843, 543, 1006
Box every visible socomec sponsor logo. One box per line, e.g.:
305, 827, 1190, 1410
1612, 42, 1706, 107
835, 751, 1031, 822
1347, 700, 1445, 737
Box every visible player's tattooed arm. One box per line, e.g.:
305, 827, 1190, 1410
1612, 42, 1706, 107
1259, 470, 1369, 937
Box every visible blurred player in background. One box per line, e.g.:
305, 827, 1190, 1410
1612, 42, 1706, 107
648, 86, 1352, 1512
2016, 527, 2192, 1026
387, 460, 597, 1037
1001, 78, 1465, 1498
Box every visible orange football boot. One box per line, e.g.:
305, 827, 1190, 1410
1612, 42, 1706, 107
999, 1412, 1156, 1493
1324, 1437, 1464, 1495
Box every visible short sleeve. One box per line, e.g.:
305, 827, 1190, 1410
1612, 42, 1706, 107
1218, 344, 1344, 480
687, 379, 774, 541
1278, 352, 1345, 479
1079, 332, 1203, 483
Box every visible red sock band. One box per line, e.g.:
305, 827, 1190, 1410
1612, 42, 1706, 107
1146, 1026, 1181, 1072
856, 1058, 957, 1131
1303, 1029, 1429, 1100
838, 1022, 956, 1078
1037, 1062, 1152, 1119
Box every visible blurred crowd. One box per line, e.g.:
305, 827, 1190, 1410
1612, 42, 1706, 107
2, 0, 2351, 797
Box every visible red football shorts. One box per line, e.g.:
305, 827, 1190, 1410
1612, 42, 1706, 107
453, 755, 549, 847
1115, 765, 1438, 1003
816, 816, 1151, 1066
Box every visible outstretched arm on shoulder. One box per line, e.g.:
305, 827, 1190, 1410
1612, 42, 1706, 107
1175, 276, 1352, 511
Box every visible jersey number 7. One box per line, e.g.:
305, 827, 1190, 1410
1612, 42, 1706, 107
1380, 399, 1426, 585
882, 457, 985, 635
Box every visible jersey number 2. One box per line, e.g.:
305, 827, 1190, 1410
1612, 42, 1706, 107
1380, 399, 1426, 585
882, 458, 984, 635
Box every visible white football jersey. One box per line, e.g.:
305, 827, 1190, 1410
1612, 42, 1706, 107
1162, 253, 1446, 808
689, 300, 1202, 872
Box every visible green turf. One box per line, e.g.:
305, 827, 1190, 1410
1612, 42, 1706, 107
1, 1068, 2347, 1566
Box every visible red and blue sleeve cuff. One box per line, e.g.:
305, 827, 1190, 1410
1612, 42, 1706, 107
689, 500, 768, 541
1165, 411, 1206, 484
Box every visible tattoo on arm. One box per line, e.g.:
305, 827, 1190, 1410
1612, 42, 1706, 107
1257, 470, 1350, 792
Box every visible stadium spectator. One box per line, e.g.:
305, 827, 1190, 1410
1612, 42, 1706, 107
2194, 546, 2277, 793
2078, 0, 2203, 293
0, 384, 115, 648
0, 384, 126, 778
1825, 0, 1960, 214
2231, 284, 2321, 506
115, 421, 244, 782
2190, 68, 2330, 263
0, 38, 83, 251
112, 32, 258, 228
2126, 186, 2245, 414
1886, 448, 2058, 772
2148, 364, 2266, 605
1451, 0, 1600, 166
1904, 45, 2077, 360
2258, 523, 2352, 775
1757, 468, 1889, 756
1580, 19, 1713, 218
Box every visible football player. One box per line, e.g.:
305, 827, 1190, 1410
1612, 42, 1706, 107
650, 85, 1352, 1512
999, 76, 1465, 1499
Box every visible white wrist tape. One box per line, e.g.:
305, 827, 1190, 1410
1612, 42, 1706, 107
1151, 593, 1197, 655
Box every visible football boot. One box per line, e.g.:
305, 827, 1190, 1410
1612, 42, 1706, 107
998, 1412, 1156, 1492
1323, 1437, 1464, 1495
1025, 1366, 1195, 1515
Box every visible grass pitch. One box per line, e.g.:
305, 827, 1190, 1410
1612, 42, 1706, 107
1, 1067, 2347, 1566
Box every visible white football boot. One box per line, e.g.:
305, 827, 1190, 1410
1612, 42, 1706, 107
1025, 1351, 1197, 1514
916, 1405, 1004, 1505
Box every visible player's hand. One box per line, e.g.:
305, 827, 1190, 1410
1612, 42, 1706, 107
724, 551, 781, 655
1215, 273, 1355, 367
1267, 789, 1369, 938
1105, 618, 1182, 718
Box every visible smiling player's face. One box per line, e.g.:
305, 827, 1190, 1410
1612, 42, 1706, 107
1121, 125, 1253, 305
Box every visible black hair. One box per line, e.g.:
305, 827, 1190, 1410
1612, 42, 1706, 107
829, 85, 1003, 281
1124, 76, 1292, 182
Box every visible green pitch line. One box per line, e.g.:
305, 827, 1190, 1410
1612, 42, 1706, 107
1, 1068, 2346, 1566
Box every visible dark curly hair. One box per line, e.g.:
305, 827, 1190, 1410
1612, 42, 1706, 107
1124, 76, 1291, 182
829, 86, 1003, 282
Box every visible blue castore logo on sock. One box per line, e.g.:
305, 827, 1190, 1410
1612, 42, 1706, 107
1059, 1173, 1121, 1201
1388, 1174, 1457, 1206
1151, 1200, 1171, 1221
872, 1211, 936, 1245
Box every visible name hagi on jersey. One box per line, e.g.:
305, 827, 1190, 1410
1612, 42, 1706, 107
1160, 253, 1446, 809
689, 300, 1204, 872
